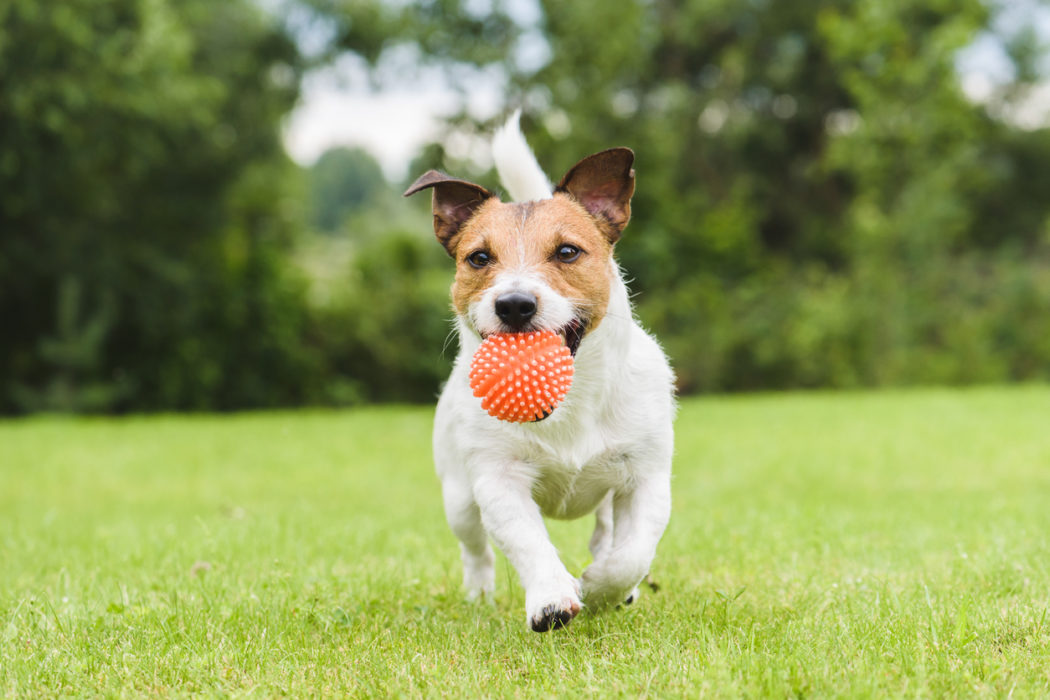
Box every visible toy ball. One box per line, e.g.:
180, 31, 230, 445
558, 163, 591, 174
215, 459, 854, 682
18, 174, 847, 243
469, 330, 574, 423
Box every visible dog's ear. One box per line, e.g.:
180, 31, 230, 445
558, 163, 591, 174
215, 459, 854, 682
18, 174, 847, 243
555, 148, 635, 243
404, 171, 494, 255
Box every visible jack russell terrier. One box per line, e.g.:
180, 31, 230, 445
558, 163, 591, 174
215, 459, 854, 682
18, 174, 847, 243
404, 113, 675, 632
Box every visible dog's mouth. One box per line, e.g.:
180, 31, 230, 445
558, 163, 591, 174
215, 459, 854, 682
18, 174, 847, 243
560, 319, 586, 357
475, 318, 586, 424
484, 318, 587, 357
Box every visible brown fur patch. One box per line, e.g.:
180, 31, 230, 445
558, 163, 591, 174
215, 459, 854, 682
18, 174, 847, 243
449, 194, 615, 330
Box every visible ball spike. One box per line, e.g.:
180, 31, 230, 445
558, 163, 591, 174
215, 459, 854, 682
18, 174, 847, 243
468, 329, 575, 423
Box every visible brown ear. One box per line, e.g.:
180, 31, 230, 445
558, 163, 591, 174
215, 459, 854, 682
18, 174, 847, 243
555, 148, 635, 242
404, 170, 495, 255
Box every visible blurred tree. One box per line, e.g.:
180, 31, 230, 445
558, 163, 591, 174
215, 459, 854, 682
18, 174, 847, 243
0, 0, 318, 412
10, 277, 126, 412
305, 0, 1050, 392
312, 229, 455, 403
309, 147, 385, 232
5, 0, 1050, 412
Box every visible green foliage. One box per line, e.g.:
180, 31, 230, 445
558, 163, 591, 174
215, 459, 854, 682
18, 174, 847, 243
319, 0, 1050, 394
3, 389, 1050, 694
0, 0, 318, 412
308, 147, 386, 232
299, 169, 457, 404
10, 277, 129, 412
310, 227, 456, 404
5, 1, 1050, 412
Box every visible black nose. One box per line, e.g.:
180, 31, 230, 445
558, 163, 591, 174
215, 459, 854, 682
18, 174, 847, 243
494, 292, 537, 329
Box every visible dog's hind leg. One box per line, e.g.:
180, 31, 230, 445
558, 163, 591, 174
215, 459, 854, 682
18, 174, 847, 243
588, 491, 614, 562
591, 492, 641, 606
442, 477, 495, 600
580, 462, 672, 610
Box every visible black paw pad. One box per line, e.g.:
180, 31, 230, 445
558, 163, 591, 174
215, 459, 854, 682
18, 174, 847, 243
531, 605, 575, 632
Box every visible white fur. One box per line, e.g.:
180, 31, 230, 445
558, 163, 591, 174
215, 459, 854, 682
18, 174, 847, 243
434, 116, 675, 631
491, 109, 553, 202
468, 270, 575, 338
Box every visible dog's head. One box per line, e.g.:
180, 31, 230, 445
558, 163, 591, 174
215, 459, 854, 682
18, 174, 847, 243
404, 149, 635, 355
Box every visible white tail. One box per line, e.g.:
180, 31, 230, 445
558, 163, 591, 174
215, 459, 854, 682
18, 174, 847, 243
492, 110, 553, 202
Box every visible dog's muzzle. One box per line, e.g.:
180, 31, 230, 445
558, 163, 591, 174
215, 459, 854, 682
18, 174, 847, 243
487, 292, 587, 357
494, 292, 537, 330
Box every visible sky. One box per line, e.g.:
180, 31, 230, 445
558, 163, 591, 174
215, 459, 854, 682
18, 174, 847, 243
282, 56, 505, 181
282, 76, 458, 180
280, 0, 541, 181
281, 2, 1050, 182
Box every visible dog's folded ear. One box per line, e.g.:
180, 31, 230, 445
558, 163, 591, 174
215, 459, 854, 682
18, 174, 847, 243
555, 148, 635, 243
404, 171, 495, 255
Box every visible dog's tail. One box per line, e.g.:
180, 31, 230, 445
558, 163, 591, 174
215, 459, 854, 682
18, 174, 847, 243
492, 109, 553, 202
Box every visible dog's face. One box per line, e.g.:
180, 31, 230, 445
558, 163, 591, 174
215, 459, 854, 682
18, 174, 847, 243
405, 149, 635, 354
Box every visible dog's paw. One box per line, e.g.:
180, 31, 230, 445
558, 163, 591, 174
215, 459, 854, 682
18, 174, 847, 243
464, 582, 495, 602
582, 585, 631, 610
581, 564, 641, 610
463, 569, 495, 601
525, 577, 582, 632
619, 573, 659, 606
529, 601, 580, 632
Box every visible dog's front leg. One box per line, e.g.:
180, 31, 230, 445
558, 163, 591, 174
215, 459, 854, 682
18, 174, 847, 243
473, 465, 581, 631
580, 467, 671, 609
441, 476, 495, 600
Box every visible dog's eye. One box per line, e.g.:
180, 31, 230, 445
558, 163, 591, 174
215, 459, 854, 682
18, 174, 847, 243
554, 244, 582, 263
466, 251, 492, 268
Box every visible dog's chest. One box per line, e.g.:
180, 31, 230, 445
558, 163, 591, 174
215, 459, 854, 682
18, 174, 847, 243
524, 430, 632, 520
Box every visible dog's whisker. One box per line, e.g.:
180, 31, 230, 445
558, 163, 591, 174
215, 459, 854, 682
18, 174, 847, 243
440, 318, 460, 358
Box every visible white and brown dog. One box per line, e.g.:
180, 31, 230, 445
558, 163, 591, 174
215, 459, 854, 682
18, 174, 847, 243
404, 114, 674, 632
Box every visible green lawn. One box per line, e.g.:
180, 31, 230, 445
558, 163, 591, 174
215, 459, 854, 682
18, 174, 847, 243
2, 387, 1049, 697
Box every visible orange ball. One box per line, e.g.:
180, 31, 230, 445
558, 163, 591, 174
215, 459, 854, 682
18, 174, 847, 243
469, 330, 575, 423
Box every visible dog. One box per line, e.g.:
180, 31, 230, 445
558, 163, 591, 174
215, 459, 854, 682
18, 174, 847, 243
404, 112, 675, 632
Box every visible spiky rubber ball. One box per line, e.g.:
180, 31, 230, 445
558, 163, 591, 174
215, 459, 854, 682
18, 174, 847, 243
469, 330, 574, 423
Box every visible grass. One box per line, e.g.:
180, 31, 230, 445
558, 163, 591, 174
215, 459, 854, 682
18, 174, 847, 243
2, 387, 1050, 697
